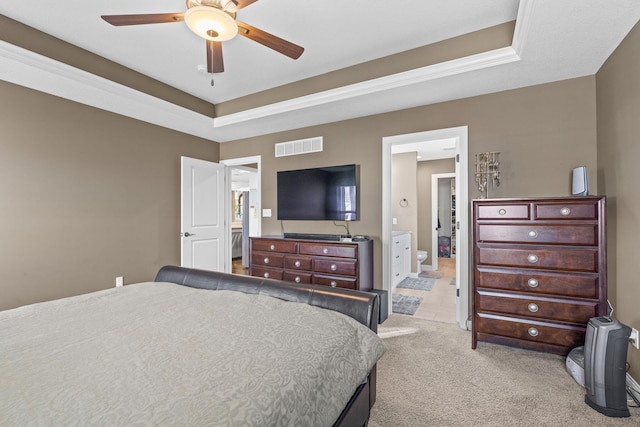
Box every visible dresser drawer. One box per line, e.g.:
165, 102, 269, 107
251, 266, 283, 280
477, 246, 599, 272
283, 271, 313, 284
284, 256, 313, 271
476, 313, 586, 349
251, 251, 285, 268
299, 243, 357, 258
312, 274, 357, 290
475, 203, 530, 220
314, 258, 357, 276
476, 290, 599, 324
534, 201, 599, 220
476, 224, 598, 246
251, 239, 297, 254
475, 267, 599, 298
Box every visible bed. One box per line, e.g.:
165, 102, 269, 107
0, 265, 384, 426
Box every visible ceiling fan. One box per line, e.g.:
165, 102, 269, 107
101, 0, 304, 74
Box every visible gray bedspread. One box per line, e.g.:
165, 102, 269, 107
0, 282, 384, 426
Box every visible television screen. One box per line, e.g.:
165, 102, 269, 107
277, 164, 359, 221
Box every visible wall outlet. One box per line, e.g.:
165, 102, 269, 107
115, 276, 124, 288
262, 209, 272, 217
630, 328, 639, 349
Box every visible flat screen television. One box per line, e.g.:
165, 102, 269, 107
277, 164, 359, 221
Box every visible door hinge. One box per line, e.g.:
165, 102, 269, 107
456, 288, 460, 297
456, 154, 460, 162
456, 221, 460, 230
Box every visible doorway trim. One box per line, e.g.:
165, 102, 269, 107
382, 126, 469, 329
431, 173, 456, 272
221, 155, 262, 270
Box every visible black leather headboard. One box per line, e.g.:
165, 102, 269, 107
155, 266, 379, 332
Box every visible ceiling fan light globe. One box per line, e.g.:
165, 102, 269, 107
184, 6, 238, 41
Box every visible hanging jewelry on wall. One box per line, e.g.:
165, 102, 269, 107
475, 152, 500, 198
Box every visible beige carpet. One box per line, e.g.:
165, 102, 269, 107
370, 315, 640, 427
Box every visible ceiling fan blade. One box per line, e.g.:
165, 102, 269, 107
237, 22, 304, 60
224, 0, 259, 13
207, 40, 225, 73
101, 13, 184, 26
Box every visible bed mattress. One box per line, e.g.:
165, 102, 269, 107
0, 282, 384, 426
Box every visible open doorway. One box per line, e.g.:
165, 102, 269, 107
221, 156, 261, 275
382, 126, 469, 330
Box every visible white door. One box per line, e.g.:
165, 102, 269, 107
181, 156, 227, 272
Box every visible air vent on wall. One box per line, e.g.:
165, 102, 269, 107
275, 137, 323, 158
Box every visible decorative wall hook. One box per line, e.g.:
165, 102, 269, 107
475, 152, 500, 198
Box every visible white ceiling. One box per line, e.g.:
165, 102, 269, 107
1, 0, 640, 142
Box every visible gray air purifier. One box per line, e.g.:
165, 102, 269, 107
584, 316, 631, 417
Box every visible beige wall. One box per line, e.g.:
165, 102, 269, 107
0, 81, 218, 310
596, 20, 640, 380
392, 152, 418, 272
220, 76, 598, 292
417, 159, 456, 265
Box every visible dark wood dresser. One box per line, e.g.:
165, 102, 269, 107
472, 196, 607, 355
249, 236, 373, 291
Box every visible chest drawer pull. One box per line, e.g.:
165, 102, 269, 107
528, 327, 539, 337
560, 207, 571, 216
528, 230, 538, 238
499, 209, 507, 215
331, 264, 337, 271
528, 303, 539, 313
527, 278, 539, 288
330, 281, 337, 288
270, 244, 275, 250
322, 248, 329, 254
263, 272, 270, 278
263, 257, 270, 264
527, 254, 539, 263
294, 260, 301, 267
294, 276, 301, 283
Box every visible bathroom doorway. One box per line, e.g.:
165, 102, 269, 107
382, 126, 469, 330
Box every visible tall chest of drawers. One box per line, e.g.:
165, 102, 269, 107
249, 237, 373, 291
472, 196, 606, 355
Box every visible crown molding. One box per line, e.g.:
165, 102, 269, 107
212, 46, 520, 129
0, 2, 531, 142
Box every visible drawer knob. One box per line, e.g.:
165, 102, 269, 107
323, 248, 329, 254
527, 254, 539, 263
528, 230, 538, 238
295, 276, 301, 283
270, 244, 275, 250
331, 264, 337, 271
498, 209, 507, 216
528, 278, 539, 288
294, 260, 301, 267
560, 207, 571, 216
528, 303, 539, 313
263, 257, 270, 264
263, 272, 269, 278
528, 327, 539, 337
330, 281, 337, 288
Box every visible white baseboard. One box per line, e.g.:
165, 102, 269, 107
627, 372, 640, 404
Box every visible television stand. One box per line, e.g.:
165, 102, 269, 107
283, 233, 342, 241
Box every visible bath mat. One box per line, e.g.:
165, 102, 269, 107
392, 294, 423, 316
397, 277, 435, 291
419, 271, 443, 279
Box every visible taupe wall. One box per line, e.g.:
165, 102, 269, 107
220, 76, 598, 292
0, 81, 218, 310
392, 153, 418, 272
596, 20, 640, 380
417, 159, 456, 265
